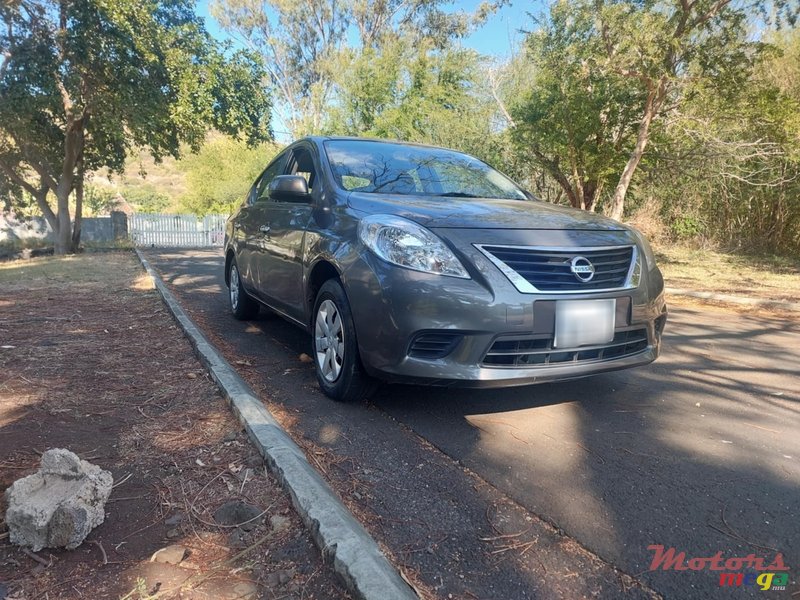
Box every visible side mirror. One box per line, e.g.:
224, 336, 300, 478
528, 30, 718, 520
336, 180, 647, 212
269, 175, 310, 202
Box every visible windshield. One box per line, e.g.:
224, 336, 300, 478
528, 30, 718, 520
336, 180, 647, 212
324, 140, 528, 201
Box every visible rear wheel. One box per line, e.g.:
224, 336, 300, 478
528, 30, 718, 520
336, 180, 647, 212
228, 258, 259, 320
312, 279, 375, 402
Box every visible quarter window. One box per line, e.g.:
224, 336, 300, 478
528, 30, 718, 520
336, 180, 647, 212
284, 147, 317, 193
254, 151, 288, 203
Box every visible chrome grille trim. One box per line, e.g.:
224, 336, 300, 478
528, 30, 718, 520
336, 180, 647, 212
474, 244, 640, 294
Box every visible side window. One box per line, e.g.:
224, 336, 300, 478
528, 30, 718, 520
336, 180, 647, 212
284, 147, 317, 193
254, 151, 288, 203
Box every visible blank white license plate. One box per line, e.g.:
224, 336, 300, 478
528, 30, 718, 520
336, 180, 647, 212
554, 299, 616, 348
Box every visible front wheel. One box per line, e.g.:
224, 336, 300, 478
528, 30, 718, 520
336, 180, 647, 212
312, 279, 375, 402
228, 258, 259, 320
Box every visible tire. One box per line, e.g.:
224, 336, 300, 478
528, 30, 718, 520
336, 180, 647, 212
228, 258, 259, 320
312, 279, 375, 402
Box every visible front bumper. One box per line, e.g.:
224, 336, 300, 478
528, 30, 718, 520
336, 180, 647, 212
341, 234, 667, 388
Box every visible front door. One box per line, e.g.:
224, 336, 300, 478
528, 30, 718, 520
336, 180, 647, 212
238, 150, 287, 298
256, 145, 318, 321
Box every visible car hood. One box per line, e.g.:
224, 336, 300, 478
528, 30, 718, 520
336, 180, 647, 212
347, 193, 625, 230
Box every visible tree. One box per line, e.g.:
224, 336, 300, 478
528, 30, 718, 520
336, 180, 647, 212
212, 0, 348, 137
350, 0, 475, 48
0, 0, 271, 254
211, 0, 488, 138
324, 34, 503, 165
640, 29, 800, 252
179, 135, 281, 215
507, 4, 644, 211
591, 0, 791, 220
508, 0, 795, 220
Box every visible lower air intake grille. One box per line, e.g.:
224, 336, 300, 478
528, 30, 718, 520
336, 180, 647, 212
408, 333, 463, 359
483, 328, 648, 368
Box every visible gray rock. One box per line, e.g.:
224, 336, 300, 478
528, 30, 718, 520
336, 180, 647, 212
265, 568, 296, 588
227, 529, 247, 549
164, 512, 185, 527
4, 449, 113, 551
269, 514, 290, 534
213, 501, 262, 531
278, 569, 295, 585
150, 544, 188, 565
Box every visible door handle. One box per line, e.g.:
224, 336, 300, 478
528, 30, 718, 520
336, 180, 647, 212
259, 224, 271, 234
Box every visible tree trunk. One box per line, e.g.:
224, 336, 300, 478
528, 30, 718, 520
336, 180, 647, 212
54, 185, 72, 255
531, 149, 580, 208
582, 181, 601, 213
53, 177, 72, 255
608, 86, 665, 221
71, 165, 84, 251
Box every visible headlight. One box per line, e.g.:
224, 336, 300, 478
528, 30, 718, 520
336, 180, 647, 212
630, 228, 658, 271
358, 214, 470, 278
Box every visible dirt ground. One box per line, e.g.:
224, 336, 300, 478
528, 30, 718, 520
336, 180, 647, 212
0, 253, 349, 600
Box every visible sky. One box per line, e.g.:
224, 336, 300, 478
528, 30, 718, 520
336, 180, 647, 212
194, 0, 538, 59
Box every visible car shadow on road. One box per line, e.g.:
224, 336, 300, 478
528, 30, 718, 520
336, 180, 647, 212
370, 309, 800, 599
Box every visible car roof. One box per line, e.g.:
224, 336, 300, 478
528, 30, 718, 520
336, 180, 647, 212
301, 135, 462, 153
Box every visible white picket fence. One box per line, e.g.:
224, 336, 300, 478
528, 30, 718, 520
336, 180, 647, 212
129, 213, 227, 247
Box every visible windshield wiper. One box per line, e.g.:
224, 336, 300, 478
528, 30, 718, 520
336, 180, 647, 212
435, 192, 478, 198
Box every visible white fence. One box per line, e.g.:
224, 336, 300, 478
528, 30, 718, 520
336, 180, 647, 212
129, 213, 227, 247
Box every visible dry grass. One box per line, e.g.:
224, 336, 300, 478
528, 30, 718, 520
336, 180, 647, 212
655, 244, 800, 303
0, 252, 150, 290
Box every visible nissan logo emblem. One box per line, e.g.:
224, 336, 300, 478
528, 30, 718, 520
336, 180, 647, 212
570, 256, 595, 282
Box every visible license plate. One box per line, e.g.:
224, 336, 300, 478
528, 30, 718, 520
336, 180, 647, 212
554, 299, 616, 348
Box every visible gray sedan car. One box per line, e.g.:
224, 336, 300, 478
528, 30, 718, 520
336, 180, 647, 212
224, 137, 667, 401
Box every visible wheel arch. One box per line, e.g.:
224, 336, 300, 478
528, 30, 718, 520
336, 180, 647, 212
307, 259, 342, 324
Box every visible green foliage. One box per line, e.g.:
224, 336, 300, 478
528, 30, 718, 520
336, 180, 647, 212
119, 184, 171, 214
509, 2, 644, 210
669, 216, 705, 241
506, 0, 788, 219
178, 135, 281, 215
0, 0, 272, 252
212, 0, 486, 138
640, 29, 800, 253
325, 36, 500, 163
83, 185, 120, 216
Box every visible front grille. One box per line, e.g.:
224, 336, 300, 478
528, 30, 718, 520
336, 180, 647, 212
408, 332, 463, 359
481, 245, 634, 292
482, 328, 648, 368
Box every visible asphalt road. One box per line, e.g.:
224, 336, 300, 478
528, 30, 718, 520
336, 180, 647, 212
144, 248, 799, 599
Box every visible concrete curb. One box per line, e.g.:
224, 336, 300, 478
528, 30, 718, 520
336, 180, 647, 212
665, 287, 800, 312
134, 249, 416, 600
